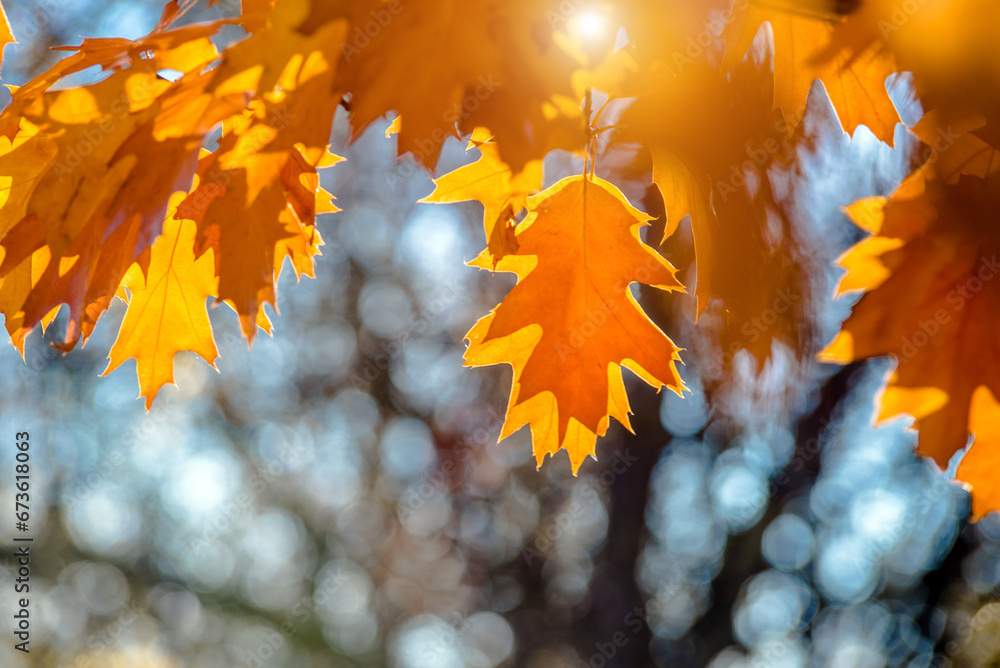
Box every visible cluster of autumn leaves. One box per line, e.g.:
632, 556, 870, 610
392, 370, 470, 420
0, 0, 999, 515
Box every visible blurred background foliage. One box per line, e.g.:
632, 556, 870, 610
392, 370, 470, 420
2, 1, 1000, 667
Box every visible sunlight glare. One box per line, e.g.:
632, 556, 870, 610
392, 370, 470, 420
571, 8, 608, 42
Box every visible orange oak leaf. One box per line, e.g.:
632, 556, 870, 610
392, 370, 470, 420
465, 174, 685, 472
313, 0, 584, 170
172, 0, 345, 339
0, 0, 345, 355
104, 212, 218, 409
420, 131, 541, 269
177, 139, 335, 339
0, 19, 231, 141
817, 0, 1000, 184
621, 46, 805, 367
820, 0, 1000, 120
955, 387, 1000, 520
616, 0, 727, 62
0, 124, 59, 350
0, 246, 52, 354
821, 169, 1000, 517
0, 21, 242, 350
721, 0, 899, 143
911, 111, 1000, 183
